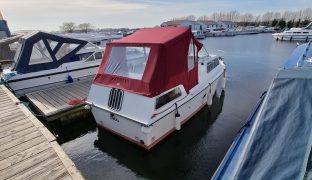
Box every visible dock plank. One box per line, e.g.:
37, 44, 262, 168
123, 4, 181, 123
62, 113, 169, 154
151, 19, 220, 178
26, 79, 92, 117
0, 85, 84, 180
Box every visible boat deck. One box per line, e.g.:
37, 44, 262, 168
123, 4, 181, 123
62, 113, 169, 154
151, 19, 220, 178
0, 85, 84, 180
25, 79, 92, 120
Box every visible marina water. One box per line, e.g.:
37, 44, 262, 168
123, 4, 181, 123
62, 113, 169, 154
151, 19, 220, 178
58, 33, 297, 180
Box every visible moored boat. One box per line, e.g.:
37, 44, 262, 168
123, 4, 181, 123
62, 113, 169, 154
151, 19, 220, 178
272, 23, 312, 41
1, 31, 103, 96
192, 30, 206, 39
213, 41, 312, 179
86, 27, 226, 150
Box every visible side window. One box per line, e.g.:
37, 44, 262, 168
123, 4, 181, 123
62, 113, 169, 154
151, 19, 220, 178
207, 59, 220, 73
29, 40, 53, 65
188, 39, 195, 71
155, 88, 182, 109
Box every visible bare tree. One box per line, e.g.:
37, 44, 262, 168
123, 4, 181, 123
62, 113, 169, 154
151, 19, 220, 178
302, 8, 312, 20
60, 22, 76, 33
77, 23, 94, 33
197, 16, 210, 21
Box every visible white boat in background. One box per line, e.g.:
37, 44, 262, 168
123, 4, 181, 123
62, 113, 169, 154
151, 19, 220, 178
1, 31, 103, 96
273, 22, 312, 41
86, 27, 226, 150
234, 26, 259, 35
192, 30, 205, 39
61, 32, 123, 47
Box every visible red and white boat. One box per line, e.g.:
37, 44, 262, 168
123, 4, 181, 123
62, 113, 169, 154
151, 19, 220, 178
86, 27, 226, 150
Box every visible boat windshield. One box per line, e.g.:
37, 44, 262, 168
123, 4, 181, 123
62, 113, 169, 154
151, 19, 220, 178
104, 46, 150, 80
198, 47, 210, 60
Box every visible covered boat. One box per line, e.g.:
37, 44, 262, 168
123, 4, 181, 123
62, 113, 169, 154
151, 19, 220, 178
213, 41, 312, 179
87, 27, 226, 150
1, 31, 103, 95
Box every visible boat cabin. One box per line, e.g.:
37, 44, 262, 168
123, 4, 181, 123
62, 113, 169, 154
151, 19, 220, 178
93, 27, 202, 97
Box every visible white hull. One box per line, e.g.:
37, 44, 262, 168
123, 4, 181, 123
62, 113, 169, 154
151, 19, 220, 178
273, 34, 312, 41
88, 59, 225, 149
7, 61, 100, 96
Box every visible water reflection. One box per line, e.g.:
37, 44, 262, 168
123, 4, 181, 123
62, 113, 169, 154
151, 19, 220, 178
93, 91, 225, 180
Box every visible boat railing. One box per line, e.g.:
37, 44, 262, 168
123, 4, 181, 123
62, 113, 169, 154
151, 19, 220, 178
296, 41, 312, 67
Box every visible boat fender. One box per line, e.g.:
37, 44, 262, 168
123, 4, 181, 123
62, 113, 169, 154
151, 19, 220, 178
290, 36, 292, 41
281, 36, 283, 41
84, 104, 91, 110
207, 84, 213, 106
141, 126, 152, 134
174, 103, 181, 130
221, 70, 226, 90
67, 75, 73, 83
306, 36, 309, 42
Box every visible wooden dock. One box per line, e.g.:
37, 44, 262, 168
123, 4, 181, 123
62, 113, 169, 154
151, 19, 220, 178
0, 85, 84, 180
26, 79, 92, 121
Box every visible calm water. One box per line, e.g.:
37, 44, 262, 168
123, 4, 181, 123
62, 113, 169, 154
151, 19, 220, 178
58, 34, 298, 180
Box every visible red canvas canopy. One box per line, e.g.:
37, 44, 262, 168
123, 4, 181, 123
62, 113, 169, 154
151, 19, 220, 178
93, 27, 203, 97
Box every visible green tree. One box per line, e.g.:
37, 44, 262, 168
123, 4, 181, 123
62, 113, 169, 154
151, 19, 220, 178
271, 19, 278, 27
295, 19, 301, 27
278, 20, 286, 29
287, 21, 293, 28
301, 20, 311, 27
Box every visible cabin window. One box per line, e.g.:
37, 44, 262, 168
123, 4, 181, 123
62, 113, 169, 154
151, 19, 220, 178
155, 88, 182, 109
47, 39, 58, 51
55, 43, 79, 60
188, 39, 196, 71
94, 52, 103, 59
105, 46, 150, 80
207, 58, 219, 73
29, 40, 53, 65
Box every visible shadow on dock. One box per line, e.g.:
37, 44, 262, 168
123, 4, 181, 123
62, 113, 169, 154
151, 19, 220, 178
93, 91, 225, 180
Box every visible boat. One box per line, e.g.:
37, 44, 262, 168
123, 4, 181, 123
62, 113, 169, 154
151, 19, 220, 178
273, 23, 312, 41
61, 32, 123, 47
213, 41, 312, 179
1, 31, 103, 96
234, 26, 259, 35
192, 30, 206, 39
86, 27, 226, 150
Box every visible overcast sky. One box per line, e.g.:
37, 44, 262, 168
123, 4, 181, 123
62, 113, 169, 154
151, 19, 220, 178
1, 0, 311, 31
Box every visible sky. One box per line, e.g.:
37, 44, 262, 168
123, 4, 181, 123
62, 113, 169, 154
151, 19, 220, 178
0, 0, 311, 31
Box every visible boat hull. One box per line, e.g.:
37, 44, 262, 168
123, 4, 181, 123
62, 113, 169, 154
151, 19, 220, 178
6, 62, 99, 96
273, 34, 312, 41
91, 73, 223, 150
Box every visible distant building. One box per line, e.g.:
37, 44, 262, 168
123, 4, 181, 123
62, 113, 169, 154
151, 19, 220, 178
198, 20, 219, 31
161, 20, 205, 31
160, 20, 185, 27
217, 21, 238, 29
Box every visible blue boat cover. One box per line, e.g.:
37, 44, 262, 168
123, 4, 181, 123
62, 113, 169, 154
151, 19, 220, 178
13, 31, 88, 74
213, 42, 312, 180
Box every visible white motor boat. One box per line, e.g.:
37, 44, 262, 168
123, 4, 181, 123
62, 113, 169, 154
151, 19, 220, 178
272, 22, 312, 41
1, 31, 103, 96
192, 30, 206, 39
86, 27, 226, 150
